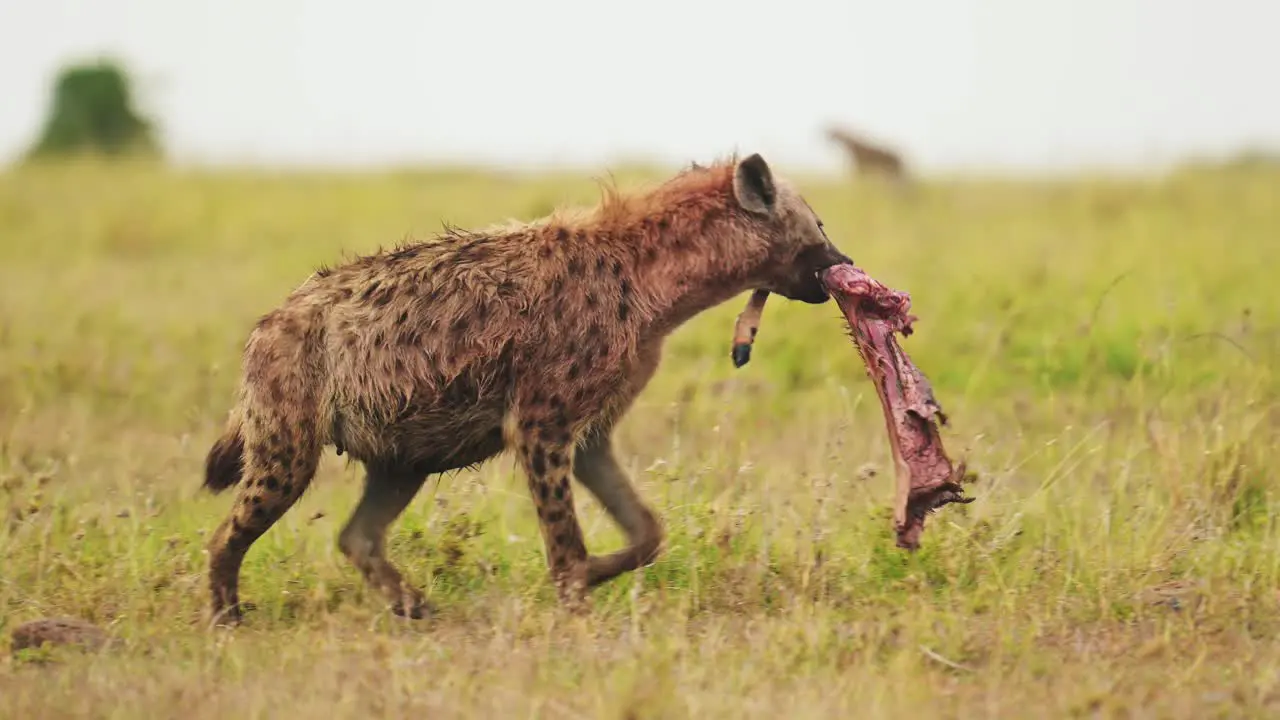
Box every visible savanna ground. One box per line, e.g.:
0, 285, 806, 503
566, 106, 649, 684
1, 158, 1277, 718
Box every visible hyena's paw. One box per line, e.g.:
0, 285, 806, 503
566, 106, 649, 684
209, 601, 257, 629
390, 596, 436, 620
554, 562, 592, 616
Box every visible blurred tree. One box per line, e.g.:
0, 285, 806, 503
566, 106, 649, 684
25, 59, 162, 161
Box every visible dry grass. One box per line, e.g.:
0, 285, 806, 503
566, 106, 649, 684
2, 159, 1278, 718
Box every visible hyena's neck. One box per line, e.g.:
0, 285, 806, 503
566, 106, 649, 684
626, 211, 770, 340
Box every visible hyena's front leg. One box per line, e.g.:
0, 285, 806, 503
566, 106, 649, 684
511, 409, 592, 612
574, 432, 665, 587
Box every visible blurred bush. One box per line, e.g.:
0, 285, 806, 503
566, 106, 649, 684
25, 59, 162, 162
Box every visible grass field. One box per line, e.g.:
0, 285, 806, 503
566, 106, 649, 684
1, 158, 1278, 718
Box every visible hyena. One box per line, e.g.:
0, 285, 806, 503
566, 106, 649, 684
825, 126, 910, 184
200, 153, 852, 624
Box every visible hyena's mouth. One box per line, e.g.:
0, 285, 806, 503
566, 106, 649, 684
799, 245, 856, 302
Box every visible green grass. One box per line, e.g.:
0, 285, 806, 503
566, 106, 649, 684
2, 158, 1278, 718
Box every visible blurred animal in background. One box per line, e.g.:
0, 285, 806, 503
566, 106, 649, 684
825, 125, 911, 187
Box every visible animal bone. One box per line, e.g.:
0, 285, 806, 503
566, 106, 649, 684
819, 264, 974, 549
731, 289, 771, 368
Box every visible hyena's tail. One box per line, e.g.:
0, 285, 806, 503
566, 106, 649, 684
203, 416, 246, 493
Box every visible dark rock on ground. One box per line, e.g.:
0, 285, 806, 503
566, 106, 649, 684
10, 617, 110, 655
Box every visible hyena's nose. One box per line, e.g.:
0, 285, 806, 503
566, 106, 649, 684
816, 243, 853, 272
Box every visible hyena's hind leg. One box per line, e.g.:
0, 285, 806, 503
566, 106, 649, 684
574, 432, 665, 587
204, 409, 322, 626
337, 463, 433, 619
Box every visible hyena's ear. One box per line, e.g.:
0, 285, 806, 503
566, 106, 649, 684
732, 153, 777, 216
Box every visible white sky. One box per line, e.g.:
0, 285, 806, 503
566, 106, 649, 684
2, 0, 1277, 174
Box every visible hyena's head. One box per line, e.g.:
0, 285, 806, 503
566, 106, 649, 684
731, 153, 852, 304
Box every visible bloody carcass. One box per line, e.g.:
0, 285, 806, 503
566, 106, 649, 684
730, 264, 973, 549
